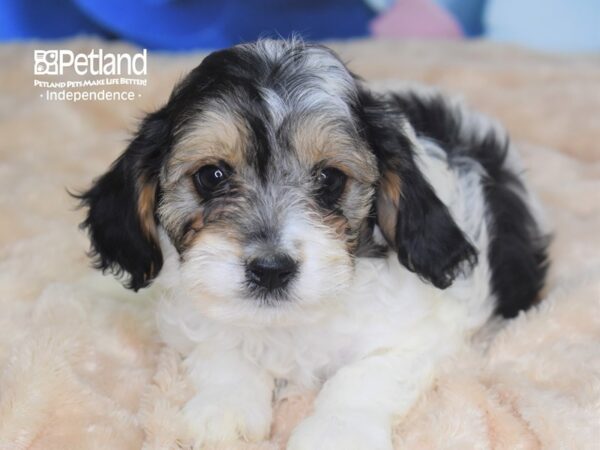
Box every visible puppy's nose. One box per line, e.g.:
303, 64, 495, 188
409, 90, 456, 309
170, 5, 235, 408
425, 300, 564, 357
246, 254, 298, 291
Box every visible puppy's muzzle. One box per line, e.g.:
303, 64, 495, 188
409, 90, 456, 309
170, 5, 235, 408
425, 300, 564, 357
246, 254, 298, 292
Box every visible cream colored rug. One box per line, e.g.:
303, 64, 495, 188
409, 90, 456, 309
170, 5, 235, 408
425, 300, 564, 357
0, 38, 599, 449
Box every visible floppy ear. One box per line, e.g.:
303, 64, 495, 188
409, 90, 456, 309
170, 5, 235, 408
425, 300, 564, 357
77, 110, 170, 291
357, 89, 477, 289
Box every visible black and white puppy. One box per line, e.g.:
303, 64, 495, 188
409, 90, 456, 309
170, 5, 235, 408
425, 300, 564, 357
79, 39, 548, 449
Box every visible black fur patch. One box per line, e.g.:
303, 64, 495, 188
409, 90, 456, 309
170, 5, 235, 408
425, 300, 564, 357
390, 91, 549, 317
76, 110, 170, 291
246, 111, 272, 181
354, 88, 478, 289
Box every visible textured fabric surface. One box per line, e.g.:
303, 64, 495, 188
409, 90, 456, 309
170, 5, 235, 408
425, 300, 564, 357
0, 38, 599, 449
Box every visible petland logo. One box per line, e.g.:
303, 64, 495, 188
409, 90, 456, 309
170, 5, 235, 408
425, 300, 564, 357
34, 49, 147, 76
33, 48, 148, 102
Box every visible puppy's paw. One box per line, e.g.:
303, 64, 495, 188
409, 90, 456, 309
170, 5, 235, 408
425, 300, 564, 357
182, 392, 272, 448
286, 410, 393, 450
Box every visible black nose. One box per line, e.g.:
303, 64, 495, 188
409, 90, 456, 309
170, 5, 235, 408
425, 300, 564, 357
246, 254, 298, 292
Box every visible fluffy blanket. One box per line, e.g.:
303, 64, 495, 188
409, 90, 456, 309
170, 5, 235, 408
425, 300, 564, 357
0, 38, 599, 449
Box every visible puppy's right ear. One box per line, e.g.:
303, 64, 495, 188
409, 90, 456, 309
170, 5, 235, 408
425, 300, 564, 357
76, 110, 170, 291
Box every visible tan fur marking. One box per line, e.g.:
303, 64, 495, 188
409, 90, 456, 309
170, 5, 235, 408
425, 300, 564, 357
291, 117, 378, 184
184, 222, 245, 259
322, 213, 349, 239
165, 107, 248, 185
376, 171, 402, 244
180, 213, 205, 248
137, 179, 158, 242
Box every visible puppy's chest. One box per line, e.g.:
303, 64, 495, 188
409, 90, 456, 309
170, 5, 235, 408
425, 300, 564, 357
245, 262, 444, 388
248, 312, 401, 389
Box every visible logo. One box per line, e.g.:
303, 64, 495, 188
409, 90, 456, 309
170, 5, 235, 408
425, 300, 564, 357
34, 49, 147, 76
33, 48, 148, 102
34, 50, 60, 75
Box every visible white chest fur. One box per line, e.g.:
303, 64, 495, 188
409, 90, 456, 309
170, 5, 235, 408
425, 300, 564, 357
158, 251, 492, 393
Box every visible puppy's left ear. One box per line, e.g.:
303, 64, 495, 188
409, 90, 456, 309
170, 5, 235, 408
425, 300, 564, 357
356, 89, 477, 289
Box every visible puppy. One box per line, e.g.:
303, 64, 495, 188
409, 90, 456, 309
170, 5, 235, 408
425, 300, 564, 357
78, 39, 548, 449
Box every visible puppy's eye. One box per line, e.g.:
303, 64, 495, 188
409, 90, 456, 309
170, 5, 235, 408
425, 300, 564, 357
316, 167, 347, 207
193, 164, 231, 198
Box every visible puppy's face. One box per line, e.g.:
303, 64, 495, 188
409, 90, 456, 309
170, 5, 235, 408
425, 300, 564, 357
79, 40, 476, 323
158, 46, 378, 314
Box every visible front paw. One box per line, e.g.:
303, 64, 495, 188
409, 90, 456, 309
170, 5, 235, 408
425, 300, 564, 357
182, 391, 272, 448
287, 411, 393, 450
